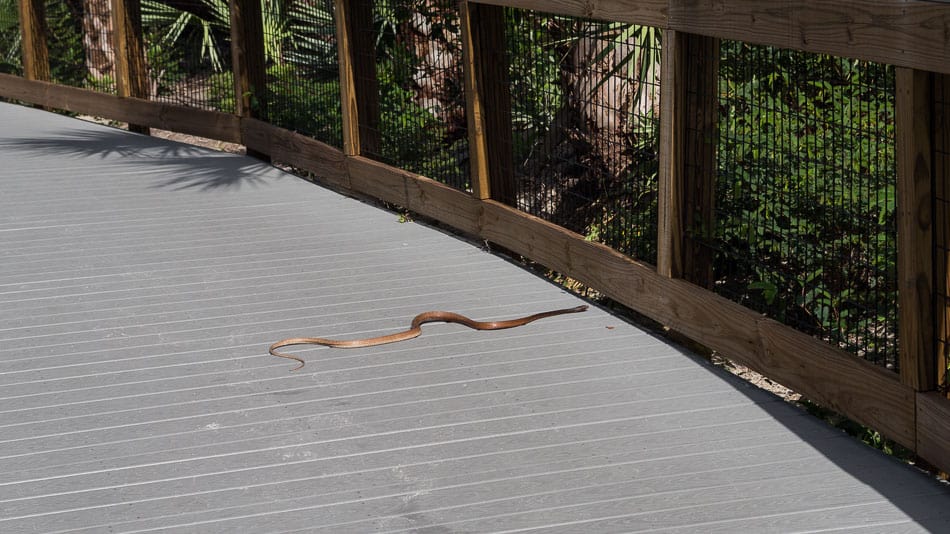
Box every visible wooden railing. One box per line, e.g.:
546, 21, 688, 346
4, 0, 950, 475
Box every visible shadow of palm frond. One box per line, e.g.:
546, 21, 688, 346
0, 127, 279, 191
144, 156, 278, 191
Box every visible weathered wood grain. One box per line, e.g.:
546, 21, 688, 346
459, 1, 488, 199
335, 0, 379, 156
657, 29, 685, 279
460, 1, 497, 200
471, 0, 950, 73
229, 0, 267, 120
472, 0, 669, 28
334, 0, 359, 155
347, 156, 482, 234
17, 0, 49, 82
111, 0, 148, 100
896, 68, 936, 391
459, 2, 515, 204
658, 30, 719, 285
680, 33, 719, 288
669, 0, 950, 74
0, 75, 241, 143
242, 118, 348, 187
917, 392, 950, 474
757, 319, 915, 446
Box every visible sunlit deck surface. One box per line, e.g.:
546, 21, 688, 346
2, 101, 949, 533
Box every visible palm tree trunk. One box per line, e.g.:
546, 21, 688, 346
398, 0, 466, 140
81, 0, 114, 83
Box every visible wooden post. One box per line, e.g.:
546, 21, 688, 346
230, 0, 266, 120
681, 35, 720, 288
935, 72, 950, 396
112, 0, 149, 134
17, 0, 50, 82
896, 67, 936, 392
335, 0, 380, 157
658, 30, 719, 286
459, 1, 514, 203
657, 29, 686, 278
230, 0, 268, 158
459, 0, 490, 199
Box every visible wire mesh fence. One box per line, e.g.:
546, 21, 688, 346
141, 0, 233, 112
43, 0, 88, 88
262, 0, 341, 148
0, 0, 22, 76
77, 0, 116, 93
354, 0, 469, 191
936, 73, 950, 392
505, 11, 661, 264
710, 42, 898, 369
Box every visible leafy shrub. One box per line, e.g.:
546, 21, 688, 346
715, 42, 897, 366
46, 1, 86, 87
263, 64, 343, 148
376, 64, 466, 182
0, 0, 20, 75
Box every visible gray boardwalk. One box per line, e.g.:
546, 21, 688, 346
1, 101, 948, 533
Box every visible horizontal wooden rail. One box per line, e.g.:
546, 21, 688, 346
471, 0, 950, 75
472, 0, 668, 29
918, 392, 950, 467
242, 119, 348, 187
0, 74, 241, 143
668, 0, 950, 75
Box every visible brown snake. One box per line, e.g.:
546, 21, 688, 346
269, 305, 589, 371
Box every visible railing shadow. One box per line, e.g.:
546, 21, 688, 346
0, 126, 278, 191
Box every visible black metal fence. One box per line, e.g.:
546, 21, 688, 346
353, 0, 469, 190
711, 43, 898, 369
262, 0, 341, 147
506, 11, 661, 264
41, 0, 91, 89
936, 74, 950, 391
141, 0, 233, 112
0, 0, 21, 76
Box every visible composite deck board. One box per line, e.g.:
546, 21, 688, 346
0, 101, 948, 532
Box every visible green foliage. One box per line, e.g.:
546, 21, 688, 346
585, 22, 661, 113
716, 42, 897, 365
0, 0, 20, 75
46, 1, 86, 87
370, 1, 467, 186
141, 0, 337, 73
142, 0, 230, 72
375, 56, 466, 182
506, 14, 661, 261
507, 10, 562, 165
582, 115, 660, 260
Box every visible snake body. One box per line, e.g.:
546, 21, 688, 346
269, 305, 589, 371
